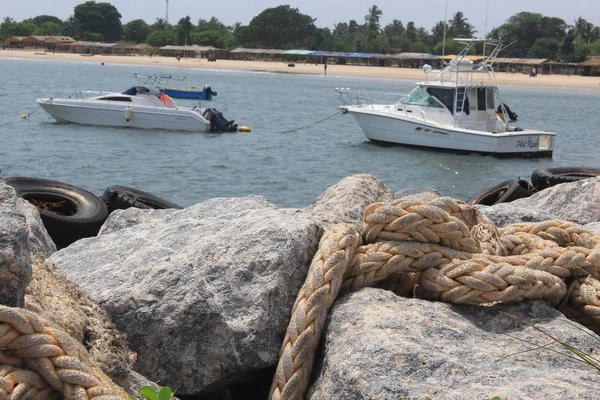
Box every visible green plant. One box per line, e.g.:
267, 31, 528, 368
500, 312, 600, 371
129, 386, 174, 400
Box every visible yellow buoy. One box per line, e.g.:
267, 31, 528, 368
21, 114, 27, 119
239, 125, 251, 132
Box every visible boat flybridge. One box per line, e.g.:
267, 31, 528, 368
36, 73, 237, 132
337, 38, 555, 157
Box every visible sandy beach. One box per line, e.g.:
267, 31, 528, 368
2, 49, 599, 89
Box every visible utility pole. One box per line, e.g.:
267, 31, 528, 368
166, 0, 169, 23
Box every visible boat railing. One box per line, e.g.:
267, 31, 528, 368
39, 89, 112, 101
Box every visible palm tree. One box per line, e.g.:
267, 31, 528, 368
364, 5, 382, 35
153, 18, 167, 31
574, 17, 595, 43
447, 12, 476, 38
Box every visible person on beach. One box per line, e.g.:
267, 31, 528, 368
324, 62, 327, 75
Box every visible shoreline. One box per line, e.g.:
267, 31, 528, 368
2, 49, 600, 89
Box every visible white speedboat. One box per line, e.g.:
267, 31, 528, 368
338, 39, 555, 157
37, 73, 237, 132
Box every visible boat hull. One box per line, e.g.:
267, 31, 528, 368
38, 98, 211, 132
345, 107, 554, 157
159, 88, 212, 100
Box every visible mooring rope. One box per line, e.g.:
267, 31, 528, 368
277, 111, 344, 134
0, 306, 129, 399
270, 196, 600, 400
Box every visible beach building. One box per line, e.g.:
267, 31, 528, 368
579, 57, 600, 76
158, 45, 220, 60
3, 36, 25, 49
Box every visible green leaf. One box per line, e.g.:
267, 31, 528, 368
158, 386, 174, 400
491, 397, 502, 400
139, 386, 159, 400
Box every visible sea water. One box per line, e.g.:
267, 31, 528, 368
1, 57, 599, 208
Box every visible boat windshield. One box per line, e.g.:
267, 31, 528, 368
402, 88, 444, 108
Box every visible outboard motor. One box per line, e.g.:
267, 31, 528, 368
203, 85, 218, 98
497, 103, 518, 122
203, 108, 237, 132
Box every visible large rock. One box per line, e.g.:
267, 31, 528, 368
308, 289, 600, 400
98, 208, 178, 235
476, 203, 560, 227
510, 178, 600, 225
0, 183, 31, 307
304, 174, 393, 229
47, 196, 320, 395
0, 177, 55, 307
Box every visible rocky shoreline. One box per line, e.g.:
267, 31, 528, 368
2, 172, 600, 399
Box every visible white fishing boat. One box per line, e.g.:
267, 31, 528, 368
36, 73, 237, 132
337, 39, 555, 157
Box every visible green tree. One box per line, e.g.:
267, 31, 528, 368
590, 39, 600, 55
406, 21, 417, 42
152, 18, 168, 31
123, 19, 149, 43
489, 12, 567, 57
433, 38, 464, 55
348, 20, 360, 34
176, 16, 193, 45
431, 21, 447, 46
33, 22, 63, 36
0, 17, 16, 39
364, 5, 382, 36
73, 1, 123, 41
191, 30, 225, 47
12, 21, 37, 36
62, 16, 80, 38
447, 12, 476, 38
31, 15, 62, 26
146, 29, 176, 46
529, 37, 560, 59
80, 31, 103, 41
242, 5, 316, 49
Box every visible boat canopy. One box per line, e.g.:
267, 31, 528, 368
122, 86, 151, 95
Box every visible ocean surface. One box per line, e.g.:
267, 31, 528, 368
1, 56, 599, 208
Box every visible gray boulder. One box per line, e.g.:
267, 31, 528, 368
0, 179, 55, 306
393, 187, 440, 201
308, 288, 600, 400
583, 222, 600, 236
47, 196, 320, 395
476, 203, 560, 227
99, 208, 178, 235
304, 174, 393, 229
510, 177, 600, 225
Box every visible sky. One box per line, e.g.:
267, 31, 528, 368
4, 0, 600, 36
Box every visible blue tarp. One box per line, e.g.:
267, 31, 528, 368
307, 51, 382, 58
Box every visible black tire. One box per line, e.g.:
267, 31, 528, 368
466, 178, 532, 206
5, 177, 108, 249
101, 185, 182, 213
531, 167, 600, 191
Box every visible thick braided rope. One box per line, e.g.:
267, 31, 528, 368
361, 198, 482, 253
566, 276, 600, 327
419, 258, 567, 304
270, 224, 361, 400
342, 241, 473, 293
271, 198, 600, 400
0, 305, 129, 400
500, 220, 600, 249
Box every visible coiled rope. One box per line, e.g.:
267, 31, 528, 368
0, 306, 129, 399
270, 196, 600, 400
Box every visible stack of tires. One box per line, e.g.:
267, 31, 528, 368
466, 167, 600, 206
5, 177, 181, 250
